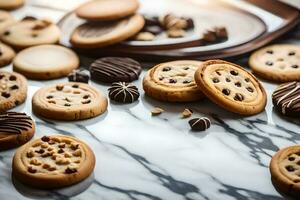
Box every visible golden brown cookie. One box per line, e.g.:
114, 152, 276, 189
0, 10, 15, 33
0, 71, 27, 113
70, 14, 144, 48
0, 0, 25, 10
0, 42, 15, 67
32, 82, 107, 121
1, 18, 60, 50
0, 112, 35, 151
270, 145, 300, 198
12, 135, 95, 189
143, 60, 204, 102
249, 44, 300, 82
75, 0, 139, 21
194, 60, 267, 115
13, 45, 79, 80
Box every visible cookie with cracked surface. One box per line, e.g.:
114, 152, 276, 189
12, 135, 95, 189
32, 82, 107, 121
0, 71, 27, 113
194, 60, 266, 115
143, 60, 204, 102
249, 44, 300, 82
270, 145, 300, 198
0, 112, 35, 151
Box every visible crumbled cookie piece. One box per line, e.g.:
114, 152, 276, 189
151, 107, 164, 116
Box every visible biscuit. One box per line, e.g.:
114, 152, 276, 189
12, 135, 95, 189
0, 112, 35, 151
70, 14, 144, 48
143, 60, 204, 102
75, 0, 139, 21
194, 60, 267, 115
270, 145, 300, 198
32, 82, 107, 121
0, 0, 25, 10
272, 81, 300, 117
0, 42, 15, 67
0, 10, 15, 33
0, 71, 27, 113
13, 45, 79, 80
108, 82, 140, 103
1, 19, 60, 49
249, 44, 300, 82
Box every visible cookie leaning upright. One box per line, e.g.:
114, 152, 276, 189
143, 60, 204, 102
32, 82, 107, 121
194, 60, 266, 115
270, 145, 300, 198
249, 44, 300, 82
12, 135, 95, 189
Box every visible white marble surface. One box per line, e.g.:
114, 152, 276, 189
0, 1, 300, 200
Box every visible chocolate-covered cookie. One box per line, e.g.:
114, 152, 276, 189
90, 57, 142, 83
272, 81, 300, 117
189, 117, 211, 131
108, 82, 140, 103
68, 69, 89, 83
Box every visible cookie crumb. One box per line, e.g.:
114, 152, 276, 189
151, 107, 164, 116
182, 108, 193, 118
167, 29, 185, 38
135, 32, 155, 41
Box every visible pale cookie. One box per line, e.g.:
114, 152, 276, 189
13, 135, 95, 189
76, 0, 139, 21
249, 44, 300, 82
70, 14, 144, 48
0, 10, 15, 33
0, 42, 15, 67
143, 60, 204, 102
0, 112, 35, 151
270, 145, 300, 198
1, 18, 60, 49
0, 71, 27, 113
194, 60, 267, 115
0, 0, 25, 10
13, 45, 79, 80
32, 82, 107, 121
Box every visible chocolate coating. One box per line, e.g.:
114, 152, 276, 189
272, 81, 300, 117
108, 82, 140, 103
189, 117, 211, 131
90, 57, 142, 83
0, 112, 33, 134
68, 69, 90, 83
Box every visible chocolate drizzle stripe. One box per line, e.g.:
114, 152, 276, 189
0, 112, 33, 135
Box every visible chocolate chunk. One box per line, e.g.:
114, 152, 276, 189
266, 50, 273, 54
162, 67, 171, 71
214, 27, 228, 39
1, 92, 10, 98
169, 79, 177, 83
222, 89, 230, 95
58, 144, 65, 148
189, 117, 211, 131
9, 75, 16, 81
142, 25, 163, 35
90, 57, 142, 83
288, 51, 295, 56
22, 16, 37, 21
291, 65, 298, 69
10, 85, 19, 90
246, 87, 254, 93
65, 167, 77, 174
234, 93, 244, 101
143, 15, 160, 26
226, 78, 231, 82
56, 85, 64, 91
184, 17, 194, 29
3, 31, 10, 36
68, 69, 90, 83
203, 30, 217, 42
35, 149, 45, 154
234, 82, 241, 87
41, 136, 50, 142
183, 80, 191, 84
212, 78, 219, 83
58, 148, 64, 154
108, 82, 140, 103
28, 167, 37, 173
230, 70, 238, 76
265, 61, 273, 66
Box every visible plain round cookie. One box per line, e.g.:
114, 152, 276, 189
1, 19, 60, 49
0, 42, 15, 67
75, 0, 139, 21
249, 44, 300, 82
13, 45, 79, 80
0, 10, 15, 33
32, 82, 107, 121
70, 14, 144, 48
12, 135, 95, 189
270, 145, 300, 198
0, 70, 27, 113
0, 112, 35, 151
194, 60, 267, 115
143, 60, 204, 102
0, 0, 25, 10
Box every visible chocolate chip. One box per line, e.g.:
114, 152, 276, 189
246, 87, 254, 93
58, 148, 64, 154
65, 167, 77, 174
184, 67, 189, 70
41, 136, 50, 142
286, 165, 295, 172
183, 80, 191, 84
64, 103, 71, 107
31, 33, 38, 38
83, 95, 89, 99
291, 65, 298, 69
68, 70, 89, 83
58, 144, 65, 148
288, 51, 296, 56
288, 156, 295, 161
35, 149, 45, 154
234, 93, 244, 101
46, 95, 53, 99
56, 85, 64, 91
169, 79, 177, 83
265, 61, 273, 66
234, 82, 241, 87
222, 89, 230, 95
230, 70, 238, 76
72, 84, 79, 88
226, 78, 231, 82
41, 153, 51, 157
216, 71, 221, 76
82, 100, 91, 104
3, 31, 10, 36
1, 92, 10, 98
15, 100, 19, 105
0, 74, 4, 79
159, 77, 164, 81
266, 50, 273, 54
28, 167, 37, 173
162, 67, 171, 72
212, 78, 219, 83
245, 78, 250, 82
10, 85, 18, 90
9, 75, 16, 81
189, 117, 211, 131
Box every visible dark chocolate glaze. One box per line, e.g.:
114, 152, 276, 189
90, 57, 142, 83
108, 82, 140, 103
272, 81, 300, 117
189, 117, 211, 131
0, 112, 33, 134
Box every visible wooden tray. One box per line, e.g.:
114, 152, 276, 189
57, 0, 300, 61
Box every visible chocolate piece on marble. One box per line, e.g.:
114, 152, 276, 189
189, 117, 211, 131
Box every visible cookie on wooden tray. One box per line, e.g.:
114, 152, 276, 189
0, 42, 15, 67
194, 60, 267, 115
0, 11, 15, 33
272, 81, 300, 117
0, 0, 25, 10
0, 112, 35, 151
249, 44, 300, 82
270, 145, 300, 198
143, 60, 204, 102
1, 18, 60, 49
0, 71, 27, 113
70, 14, 144, 48
13, 45, 79, 80
32, 82, 107, 121
75, 0, 139, 21
12, 135, 95, 189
